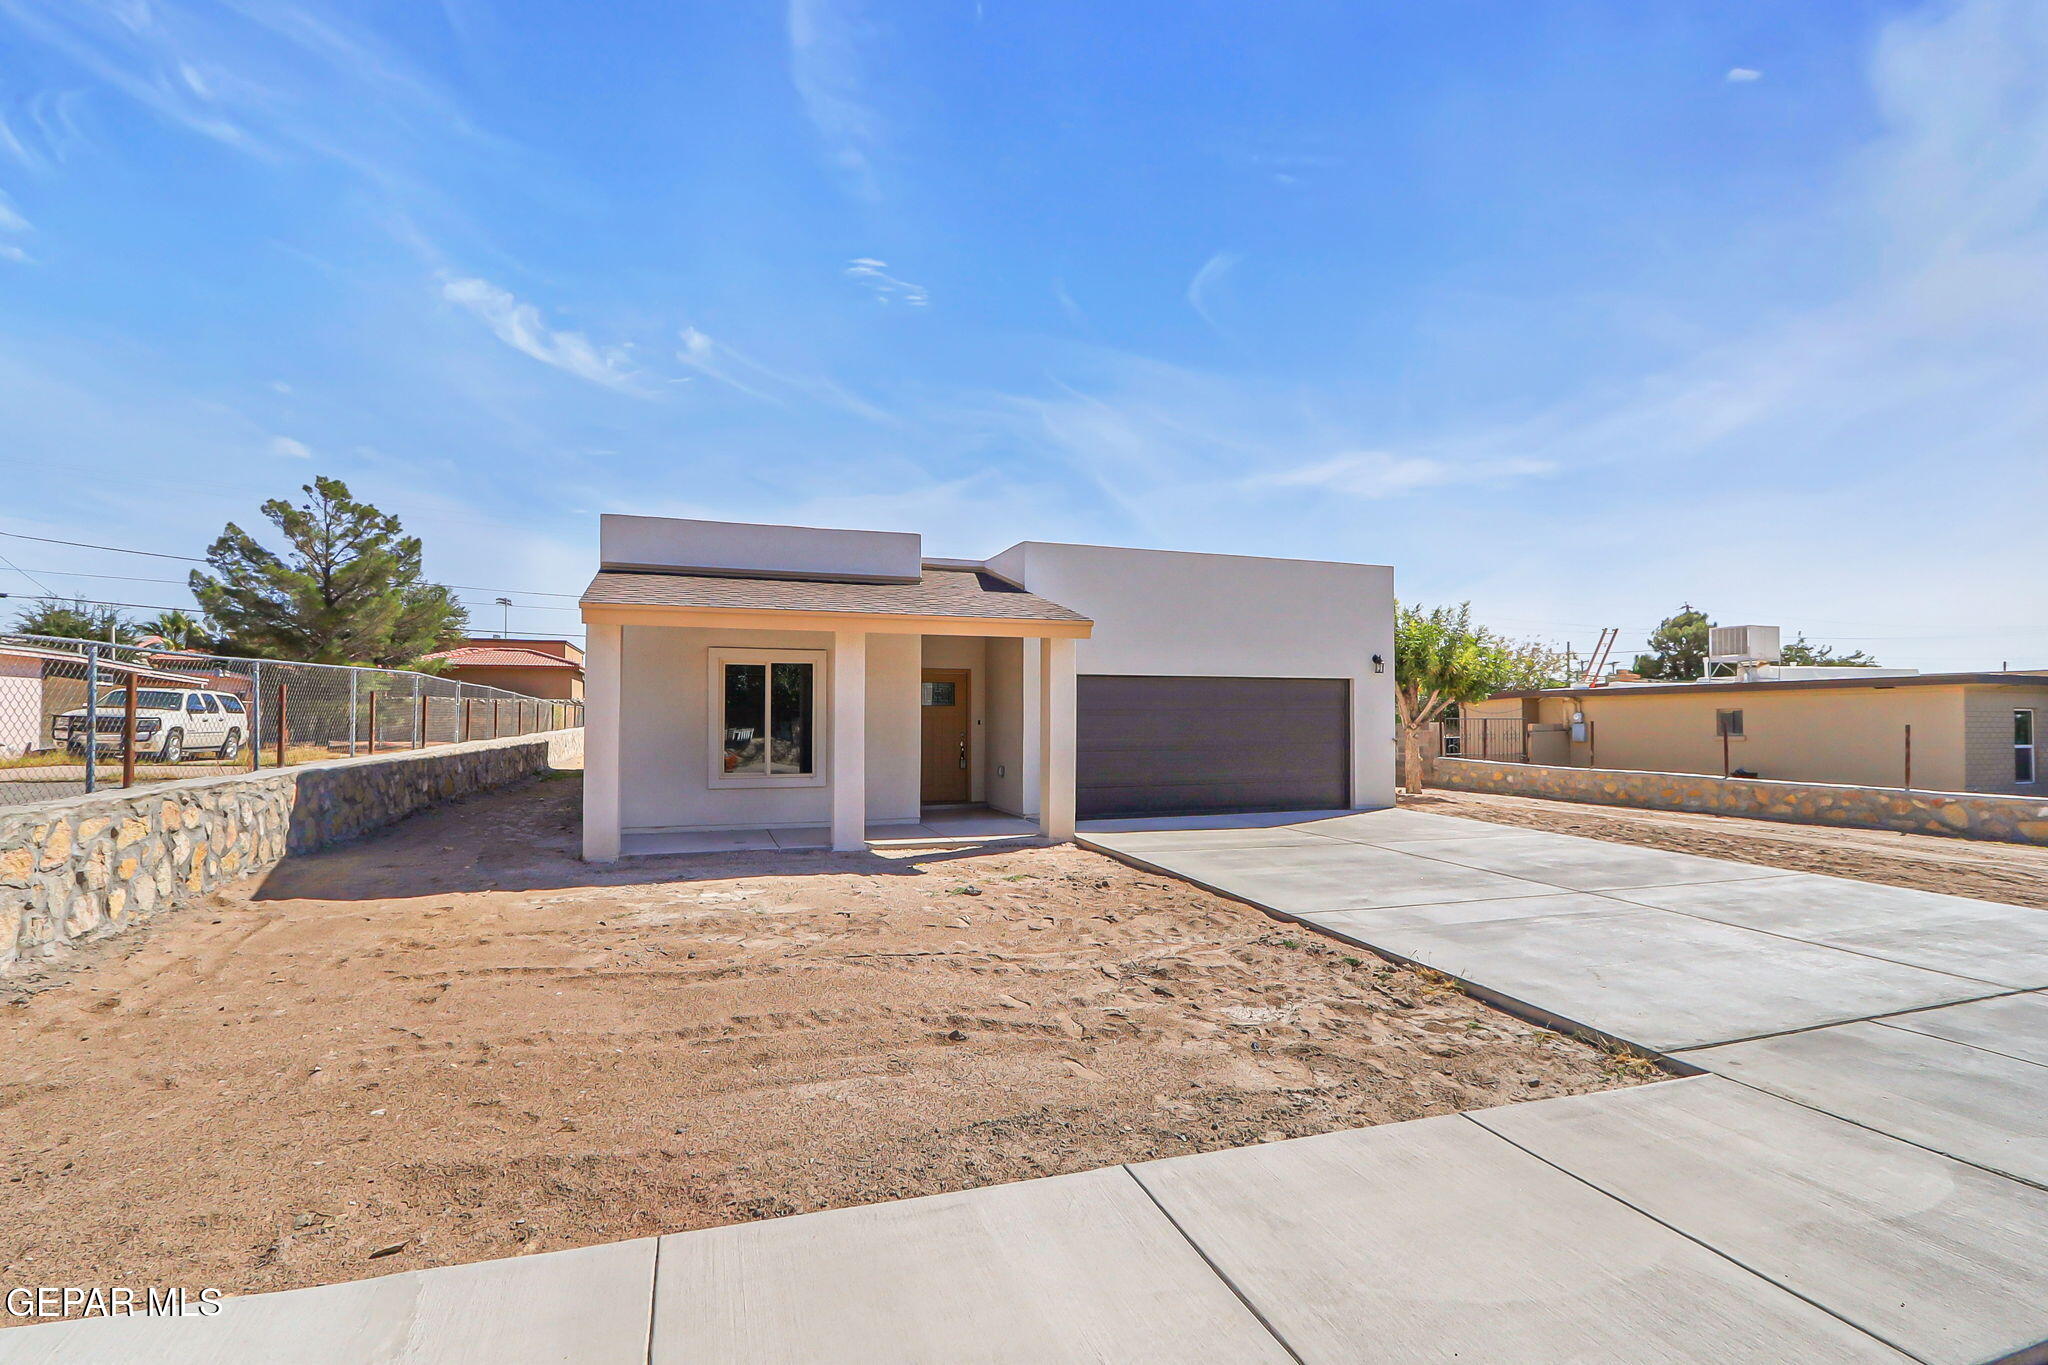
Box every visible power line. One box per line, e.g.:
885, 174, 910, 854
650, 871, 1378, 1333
0, 564, 586, 613
1, 594, 190, 614
0, 550, 59, 598
0, 529, 585, 599
0, 529, 204, 562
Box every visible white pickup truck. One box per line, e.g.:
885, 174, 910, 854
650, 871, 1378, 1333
53, 687, 248, 763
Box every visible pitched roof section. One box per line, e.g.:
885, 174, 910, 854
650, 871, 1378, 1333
422, 645, 583, 669
580, 565, 1091, 624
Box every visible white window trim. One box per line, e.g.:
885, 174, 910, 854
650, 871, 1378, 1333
2018, 708, 2038, 786
707, 647, 828, 790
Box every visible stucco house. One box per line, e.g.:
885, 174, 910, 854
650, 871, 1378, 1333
421, 638, 586, 701
578, 515, 1394, 859
1463, 670, 2048, 796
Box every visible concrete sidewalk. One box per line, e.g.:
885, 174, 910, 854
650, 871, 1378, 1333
10, 809, 2048, 1362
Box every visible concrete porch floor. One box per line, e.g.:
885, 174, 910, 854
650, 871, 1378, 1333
619, 806, 1041, 856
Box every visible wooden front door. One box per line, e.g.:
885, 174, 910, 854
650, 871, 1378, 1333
920, 669, 971, 804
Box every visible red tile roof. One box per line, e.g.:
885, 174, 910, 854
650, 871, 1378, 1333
422, 645, 583, 670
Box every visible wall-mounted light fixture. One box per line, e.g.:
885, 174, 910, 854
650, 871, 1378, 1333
1371, 654, 1384, 673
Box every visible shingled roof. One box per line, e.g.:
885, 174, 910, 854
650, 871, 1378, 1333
580, 565, 1090, 624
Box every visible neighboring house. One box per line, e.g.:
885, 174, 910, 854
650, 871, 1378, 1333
420, 639, 586, 700
0, 649, 41, 757
578, 515, 1394, 859
138, 647, 253, 701
0, 643, 208, 756
1464, 671, 2048, 795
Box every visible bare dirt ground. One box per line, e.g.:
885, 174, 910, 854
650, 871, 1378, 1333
1406, 788, 2048, 908
1, 775, 1648, 1310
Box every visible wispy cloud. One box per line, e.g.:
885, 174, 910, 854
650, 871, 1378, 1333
676, 326, 776, 402
268, 435, 313, 459
1052, 277, 1090, 330
0, 0, 506, 233
787, 0, 883, 199
0, 189, 31, 263
678, 325, 893, 421
844, 257, 928, 306
1725, 67, 1763, 83
0, 0, 269, 152
1402, 0, 2048, 484
440, 276, 641, 394
1259, 451, 1555, 498
0, 88, 88, 170
1185, 251, 1240, 329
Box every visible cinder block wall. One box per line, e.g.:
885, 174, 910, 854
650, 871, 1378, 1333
1429, 757, 2048, 846
2, 728, 584, 971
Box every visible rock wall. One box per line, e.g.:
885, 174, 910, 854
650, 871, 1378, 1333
3, 727, 583, 971
1429, 757, 2048, 846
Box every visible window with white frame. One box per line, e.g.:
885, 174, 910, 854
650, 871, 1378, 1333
709, 648, 825, 786
1715, 709, 1744, 739
2018, 709, 2037, 785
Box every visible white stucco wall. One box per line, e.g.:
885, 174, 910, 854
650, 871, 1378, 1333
600, 514, 920, 580
616, 625, 919, 832
985, 541, 1396, 810
983, 637, 1036, 817
0, 660, 41, 757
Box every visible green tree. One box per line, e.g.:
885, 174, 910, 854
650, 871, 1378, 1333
1395, 603, 1565, 794
190, 475, 468, 666
140, 608, 208, 650
1632, 604, 1710, 680
12, 597, 136, 643
1780, 634, 1879, 667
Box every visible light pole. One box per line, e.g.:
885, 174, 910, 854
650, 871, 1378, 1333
494, 596, 513, 638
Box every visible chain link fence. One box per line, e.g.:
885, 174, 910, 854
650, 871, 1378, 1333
0, 634, 582, 808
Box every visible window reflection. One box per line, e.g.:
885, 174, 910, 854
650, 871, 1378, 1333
770, 662, 814, 774
723, 664, 766, 774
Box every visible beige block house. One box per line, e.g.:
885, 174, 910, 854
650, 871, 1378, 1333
1464, 673, 2047, 796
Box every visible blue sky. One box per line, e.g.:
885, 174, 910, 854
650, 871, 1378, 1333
0, 0, 2042, 667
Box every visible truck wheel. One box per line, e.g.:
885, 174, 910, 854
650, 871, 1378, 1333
218, 728, 242, 761
157, 729, 184, 764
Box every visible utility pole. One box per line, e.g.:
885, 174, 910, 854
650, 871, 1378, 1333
495, 596, 513, 637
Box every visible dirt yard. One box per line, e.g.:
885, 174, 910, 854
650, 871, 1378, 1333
1407, 788, 2048, 908
1, 776, 1648, 1308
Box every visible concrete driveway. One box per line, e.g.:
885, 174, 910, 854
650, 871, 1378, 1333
12, 807, 2048, 1363
1077, 807, 2048, 1363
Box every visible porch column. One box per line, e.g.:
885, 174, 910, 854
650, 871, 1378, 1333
1037, 635, 1076, 840
831, 629, 868, 851
582, 621, 623, 862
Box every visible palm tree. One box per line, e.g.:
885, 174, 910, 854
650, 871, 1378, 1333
140, 609, 208, 650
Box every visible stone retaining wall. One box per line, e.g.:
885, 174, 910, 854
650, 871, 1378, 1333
2, 727, 583, 971
1429, 756, 2048, 846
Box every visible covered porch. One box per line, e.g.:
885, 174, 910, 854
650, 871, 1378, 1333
579, 565, 1093, 860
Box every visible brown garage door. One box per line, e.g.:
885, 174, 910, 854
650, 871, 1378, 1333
1076, 675, 1350, 819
